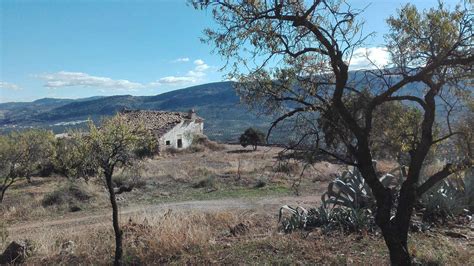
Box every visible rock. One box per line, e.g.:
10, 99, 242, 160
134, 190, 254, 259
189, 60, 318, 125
0, 240, 33, 264
160, 191, 171, 197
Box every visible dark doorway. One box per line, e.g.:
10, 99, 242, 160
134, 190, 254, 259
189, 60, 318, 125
177, 139, 183, 148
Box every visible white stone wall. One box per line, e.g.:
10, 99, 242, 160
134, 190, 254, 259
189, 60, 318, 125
159, 120, 203, 150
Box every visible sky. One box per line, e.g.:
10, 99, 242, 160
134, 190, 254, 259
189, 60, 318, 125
0, 0, 459, 103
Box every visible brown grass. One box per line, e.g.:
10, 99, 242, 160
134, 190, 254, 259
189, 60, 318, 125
23, 209, 474, 265
3, 144, 471, 264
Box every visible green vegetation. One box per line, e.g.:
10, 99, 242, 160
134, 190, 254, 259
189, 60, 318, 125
41, 182, 92, 212
0, 82, 275, 143
239, 127, 266, 151
86, 115, 155, 266
0, 129, 55, 203
197, 0, 473, 263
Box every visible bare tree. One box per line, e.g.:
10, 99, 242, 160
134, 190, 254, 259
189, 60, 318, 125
194, 1, 473, 264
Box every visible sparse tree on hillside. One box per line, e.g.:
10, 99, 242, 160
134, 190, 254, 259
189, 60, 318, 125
0, 130, 55, 203
86, 115, 154, 266
53, 133, 97, 181
195, 1, 473, 264
239, 127, 266, 150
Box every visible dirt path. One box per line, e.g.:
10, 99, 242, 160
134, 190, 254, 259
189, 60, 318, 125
9, 195, 321, 239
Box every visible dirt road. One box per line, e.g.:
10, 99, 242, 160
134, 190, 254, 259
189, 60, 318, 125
9, 195, 321, 239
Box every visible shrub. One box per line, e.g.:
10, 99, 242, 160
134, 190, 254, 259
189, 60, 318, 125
190, 134, 224, 152
113, 164, 147, 190
164, 147, 183, 155
274, 162, 299, 174
254, 179, 266, 188
239, 127, 266, 151
192, 176, 216, 189
42, 183, 92, 208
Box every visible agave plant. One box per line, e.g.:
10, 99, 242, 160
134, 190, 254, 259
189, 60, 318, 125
278, 205, 309, 232
321, 163, 406, 210
278, 163, 406, 233
278, 204, 375, 233
420, 168, 473, 223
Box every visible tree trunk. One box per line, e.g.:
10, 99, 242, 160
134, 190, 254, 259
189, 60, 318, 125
0, 187, 6, 203
0, 178, 15, 204
374, 182, 415, 265
105, 172, 123, 266
380, 224, 411, 265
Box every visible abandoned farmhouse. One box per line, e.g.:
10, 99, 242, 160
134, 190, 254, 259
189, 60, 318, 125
119, 109, 204, 151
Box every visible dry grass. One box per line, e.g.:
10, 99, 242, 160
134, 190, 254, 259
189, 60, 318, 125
17, 209, 473, 265
0, 177, 108, 224
3, 144, 469, 264
32, 209, 242, 264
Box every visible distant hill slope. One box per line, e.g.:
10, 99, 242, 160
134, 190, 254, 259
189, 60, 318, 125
1, 77, 455, 142
0, 82, 273, 142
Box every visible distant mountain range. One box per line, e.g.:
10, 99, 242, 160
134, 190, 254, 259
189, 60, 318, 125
0, 82, 274, 142
1, 77, 464, 142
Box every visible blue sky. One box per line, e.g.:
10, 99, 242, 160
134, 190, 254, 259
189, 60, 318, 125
0, 0, 457, 102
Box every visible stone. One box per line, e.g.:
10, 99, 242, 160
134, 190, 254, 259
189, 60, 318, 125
0, 240, 33, 264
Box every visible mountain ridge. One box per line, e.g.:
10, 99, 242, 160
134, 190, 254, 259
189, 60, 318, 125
0, 81, 271, 142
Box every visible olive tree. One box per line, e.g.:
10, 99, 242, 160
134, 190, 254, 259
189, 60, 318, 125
86, 115, 153, 266
53, 133, 97, 181
0, 130, 55, 203
194, 1, 473, 264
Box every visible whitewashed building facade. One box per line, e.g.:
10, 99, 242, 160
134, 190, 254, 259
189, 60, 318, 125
119, 109, 204, 151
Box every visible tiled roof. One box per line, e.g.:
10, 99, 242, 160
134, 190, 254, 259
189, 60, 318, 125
118, 110, 202, 137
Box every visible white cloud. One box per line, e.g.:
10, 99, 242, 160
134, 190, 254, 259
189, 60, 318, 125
151, 59, 212, 86
349, 47, 390, 70
194, 59, 205, 65
0, 81, 22, 91
34, 59, 214, 91
35, 71, 145, 91
172, 57, 190, 63
156, 76, 197, 85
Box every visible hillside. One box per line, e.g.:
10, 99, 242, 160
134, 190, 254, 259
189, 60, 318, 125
0, 77, 453, 142
0, 82, 273, 142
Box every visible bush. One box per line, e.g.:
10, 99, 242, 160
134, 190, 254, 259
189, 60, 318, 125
190, 134, 224, 152
42, 183, 92, 208
113, 164, 147, 190
274, 162, 299, 174
239, 127, 266, 151
254, 179, 266, 188
192, 176, 216, 189
37, 162, 55, 177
